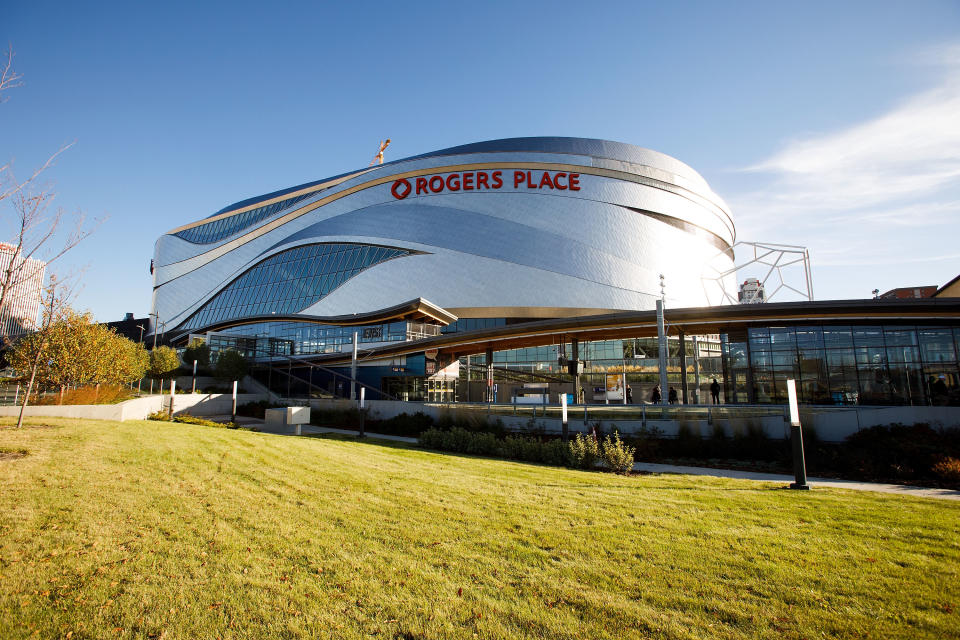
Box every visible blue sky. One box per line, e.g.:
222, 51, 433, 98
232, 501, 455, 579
2, 1, 959, 320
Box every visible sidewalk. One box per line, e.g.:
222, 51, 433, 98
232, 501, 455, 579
633, 462, 960, 501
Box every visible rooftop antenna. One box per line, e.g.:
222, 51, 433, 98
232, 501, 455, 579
370, 138, 391, 166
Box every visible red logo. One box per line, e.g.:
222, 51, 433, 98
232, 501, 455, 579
391, 178, 412, 199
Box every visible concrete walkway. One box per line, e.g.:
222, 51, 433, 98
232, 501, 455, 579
633, 462, 960, 501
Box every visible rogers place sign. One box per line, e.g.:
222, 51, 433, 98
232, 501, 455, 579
391, 170, 581, 200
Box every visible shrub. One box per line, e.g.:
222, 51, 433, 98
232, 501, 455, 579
374, 411, 435, 437
171, 413, 239, 429
311, 406, 364, 428
842, 423, 953, 482
436, 408, 506, 436
626, 425, 663, 461
932, 457, 960, 487
568, 433, 600, 470
540, 439, 572, 467
214, 349, 249, 383
147, 410, 237, 429
416, 426, 635, 475
601, 431, 636, 474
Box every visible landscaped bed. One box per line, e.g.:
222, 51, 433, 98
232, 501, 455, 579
0, 418, 957, 639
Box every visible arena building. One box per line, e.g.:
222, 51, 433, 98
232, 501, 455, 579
151, 137, 960, 408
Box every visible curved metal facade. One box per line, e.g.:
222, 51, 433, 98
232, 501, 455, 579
151, 137, 736, 335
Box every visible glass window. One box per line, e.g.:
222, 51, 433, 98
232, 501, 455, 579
826, 348, 855, 368
177, 243, 411, 331
769, 327, 796, 350
795, 327, 824, 349
855, 346, 886, 365
853, 327, 885, 347
174, 191, 317, 244
883, 327, 917, 346
919, 328, 956, 364
886, 345, 919, 364
772, 352, 797, 367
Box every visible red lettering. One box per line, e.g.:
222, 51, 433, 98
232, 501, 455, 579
538, 172, 554, 189
554, 172, 567, 190
429, 176, 445, 193
526, 171, 536, 189
513, 171, 525, 188
463, 172, 474, 190
416, 177, 428, 194
476, 172, 489, 189
569, 173, 580, 191
446, 173, 461, 191
491, 171, 503, 188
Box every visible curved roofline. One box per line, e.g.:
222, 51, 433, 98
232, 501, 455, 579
212, 136, 719, 217
166, 297, 458, 343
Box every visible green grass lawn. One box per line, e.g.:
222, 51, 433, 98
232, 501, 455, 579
1, 419, 958, 640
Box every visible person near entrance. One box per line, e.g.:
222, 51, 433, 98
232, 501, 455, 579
650, 385, 662, 404
626, 385, 633, 404
710, 378, 721, 404
668, 386, 678, 405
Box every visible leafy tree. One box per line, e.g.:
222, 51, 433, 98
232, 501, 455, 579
9, 300, 150, 412
148, 346, 180, 381
114, 339, 149, 385
214, 349, 248, 383
183, 337, 210, 370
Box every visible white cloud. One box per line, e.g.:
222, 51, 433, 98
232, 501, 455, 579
720, 44, 960, 297
743, 82, 960, 212
734, 42, 960, 219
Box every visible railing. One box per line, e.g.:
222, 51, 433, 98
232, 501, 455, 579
256, 353, 400, 402
0, 384, 20, 406
423, 401, 789, 424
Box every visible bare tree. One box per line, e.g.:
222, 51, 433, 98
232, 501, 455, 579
0, 185, 99, 343
0, 46, 97, 345
0, 45, 23, 98
0, 46, 73, 207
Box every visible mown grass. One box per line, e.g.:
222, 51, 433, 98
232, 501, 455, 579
0, 418, 958, 640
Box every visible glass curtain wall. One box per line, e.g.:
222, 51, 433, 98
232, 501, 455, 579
723, 323, 960, 406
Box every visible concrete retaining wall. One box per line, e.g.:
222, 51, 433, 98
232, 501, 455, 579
0, 393, 269, 422
307, 399, 960, 442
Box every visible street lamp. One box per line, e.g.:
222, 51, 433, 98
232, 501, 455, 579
147, 313, 166, 395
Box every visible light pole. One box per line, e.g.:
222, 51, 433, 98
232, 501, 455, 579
148, 313, 165, 395
657, 274, 668, 406
149, 312, 162, 350
135, 324, 146, 393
